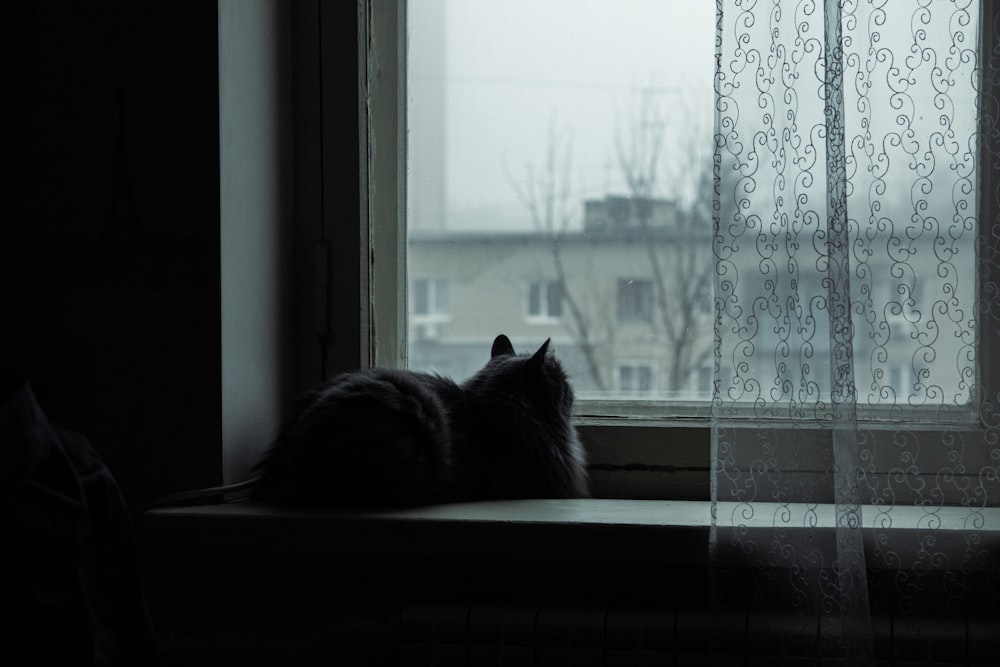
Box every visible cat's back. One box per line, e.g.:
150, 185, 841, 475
252, 368, 459, 507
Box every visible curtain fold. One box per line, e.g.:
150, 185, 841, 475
711, 0, 997, 662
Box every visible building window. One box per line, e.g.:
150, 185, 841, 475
618, 362, 654, 394
412, 278, 450, 320
887, 365, 913, 402
617, 279, 653, 324
527, 280, 563, 322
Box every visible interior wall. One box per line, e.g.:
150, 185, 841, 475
1, 0, 365, 505
218, 0, 292, 485
2, 1, 223, 506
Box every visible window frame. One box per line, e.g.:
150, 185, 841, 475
364, 0, 407, 371
361, 0, 1000, 503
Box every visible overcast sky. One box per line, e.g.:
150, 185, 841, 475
407, 0, 716, 231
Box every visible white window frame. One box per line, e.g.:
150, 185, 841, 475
362, 0, 1000, 502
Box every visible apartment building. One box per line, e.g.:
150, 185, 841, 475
408, 195, 716, 400
410, 193, 974, 409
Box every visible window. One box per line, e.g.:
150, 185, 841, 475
527, 280, 563, 322
366, 0, 1000, 501
616, 278, 653, 324
887, 364, 914, 403
404, 0, 717, 412
696, 366, 712, 399
618, 362, 654, 394
411, 278, 450, 320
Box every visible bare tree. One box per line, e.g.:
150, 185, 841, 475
505, 122, 612, 391
614, 91, 715, 394
505, 95, 714, 397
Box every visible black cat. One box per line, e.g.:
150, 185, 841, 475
251, 334, 589, 507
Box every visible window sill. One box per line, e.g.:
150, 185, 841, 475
142, 498, 709, 565
139, 498, 1000, 661
142, 498, 1000, 566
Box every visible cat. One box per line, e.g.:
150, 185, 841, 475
250, 334, 589, 508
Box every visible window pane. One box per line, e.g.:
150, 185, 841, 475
617, 278, 653, 323
413, 278, 429, 316
547, 281, 563, 318
434, 279, 450, 315
528, 281, 541, 317
619, 366, 634, 391
407, 0, 717, 405
712, 0, 980, 413
618, 363, 653, 393
639, 366, 652, 393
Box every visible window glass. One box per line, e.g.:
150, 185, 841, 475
403, 0, 982, 414
619, 362, 653, 394
527, 280, 562, 320
546, 281, 563, 319
412, 278, 449, 320
406, 0, 716, 405
617, 278, 653, 324
434, 279, 450, 315
527, 282, 542, 318
413, 278, 430, 316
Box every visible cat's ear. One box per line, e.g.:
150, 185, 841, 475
491, 334, 516, 358
529, 338, 551, 367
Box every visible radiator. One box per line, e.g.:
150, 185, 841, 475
398, 603, 1000, 666
155, 604, 999, 665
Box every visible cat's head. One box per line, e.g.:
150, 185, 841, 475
465, 334, 575, 417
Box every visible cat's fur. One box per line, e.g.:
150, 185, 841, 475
251, 335, 589, 507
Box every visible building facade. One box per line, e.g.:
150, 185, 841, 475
408, 195, 716, 401
409, 193, 976, 412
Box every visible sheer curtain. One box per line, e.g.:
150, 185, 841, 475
711, 0, 999, 662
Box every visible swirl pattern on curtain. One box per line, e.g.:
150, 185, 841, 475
711, 0, 998, 660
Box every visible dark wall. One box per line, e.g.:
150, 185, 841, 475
3, 2, 222, 506
2, 1, 366, 507
288, 1, 366, 387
